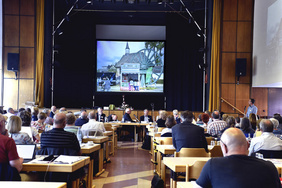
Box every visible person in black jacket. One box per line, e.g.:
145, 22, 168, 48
95, 107, 106, 122
140, 109, 153, 123
172, 110, 208, 152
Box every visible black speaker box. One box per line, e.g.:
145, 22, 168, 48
7, 53, 19, 71
235, 58, 246, 77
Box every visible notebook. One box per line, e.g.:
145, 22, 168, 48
16, 144, 36, 163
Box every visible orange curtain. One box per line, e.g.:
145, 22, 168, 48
35, 0, 45, 107
208, 0, 222, 112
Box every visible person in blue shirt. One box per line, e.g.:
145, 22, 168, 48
246, 98, 258, 118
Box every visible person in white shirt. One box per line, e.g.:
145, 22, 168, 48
248, 119, 282, 156
81, 111, 105, 136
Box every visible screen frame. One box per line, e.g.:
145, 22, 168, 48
95, 39, 166, 95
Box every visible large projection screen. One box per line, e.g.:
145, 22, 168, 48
252, 0, 282, 87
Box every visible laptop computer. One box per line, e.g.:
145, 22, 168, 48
16, 144, 36, 163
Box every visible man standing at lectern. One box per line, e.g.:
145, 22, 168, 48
246, 98, 258, 118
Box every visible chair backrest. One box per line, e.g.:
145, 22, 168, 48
251, 150, 282, 159
185, 160, 207, 181
160, 137, 173, 145
0, 163, 21, 181
205, 137, 214, 145
174, 148, 211, 157
81, 129, 103, 137
157, 127, 165, 132
209, 145, 223, 157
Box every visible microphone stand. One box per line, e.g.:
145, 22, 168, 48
151, 103, 155, 123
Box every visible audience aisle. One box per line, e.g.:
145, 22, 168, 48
93, 142, 154, 188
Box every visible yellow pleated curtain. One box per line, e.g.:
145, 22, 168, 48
35, 0, 45, 107
208, 0, 222, 112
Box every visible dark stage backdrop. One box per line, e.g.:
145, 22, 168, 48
44, 2, 208, 111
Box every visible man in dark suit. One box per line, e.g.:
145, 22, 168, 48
172, 111, 208, 152
140, 109, 153, 122
122, 108, 134, 122
95, 107, 106, 122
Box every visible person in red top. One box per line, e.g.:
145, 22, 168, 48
0, 114, 23, 172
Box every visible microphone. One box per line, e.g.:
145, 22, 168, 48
133, 114, 139, 122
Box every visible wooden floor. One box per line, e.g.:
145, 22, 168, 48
93, 141, 154, 188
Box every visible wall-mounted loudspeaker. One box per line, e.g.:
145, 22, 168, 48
235, 58, 246, 77
7, 53, 19, 72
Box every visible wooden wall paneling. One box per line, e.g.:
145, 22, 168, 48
221, 22, 237, 52
235, 84, 250, 114
20, 0, 35, 15
3, 47, 20, 78
236, 53, 251, 84
18, 79, 34, 108
4, 15, 19, 46
20, 16, 35, 47
3, 0, 19, 15
251, 88, 268, 117
237, 0, 253, 21
221, 53, 236, 83
236, 22, 253, 52
111, 110, 124, 121
222, 0, 238, 21
221, 84, 236, 113
19, 48, 35, 78
3, 79, 19, 109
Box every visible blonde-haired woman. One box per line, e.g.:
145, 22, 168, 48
8, 116, 33, 144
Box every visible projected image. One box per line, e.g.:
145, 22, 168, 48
96, 41, 164, 93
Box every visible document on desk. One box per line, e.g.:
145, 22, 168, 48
53, 155, 82, 164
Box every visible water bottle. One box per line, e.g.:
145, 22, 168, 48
122, 117, 124, 123
77, 127, 82, 144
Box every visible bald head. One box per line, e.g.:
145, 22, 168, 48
81, 111, 88, 119
212, 110, 220, 119
260, 119, 274, 132
220, 128, 249, 156
89, 111, 96, 120
53, 113, 67, 128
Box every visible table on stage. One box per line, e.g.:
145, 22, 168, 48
80, 143, 100, 187
105, 122, 150, 142
83, 136, 109, 176
0, 181, 67, 188
22, 156, 90, 188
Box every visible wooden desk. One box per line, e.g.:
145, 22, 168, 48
0, 181, 67, 188
83, 136, 109, 176
81, 144, 100, 188
22, 156, 90, 188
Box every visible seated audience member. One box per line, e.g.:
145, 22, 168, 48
240, 117, 255, 138
8, 116, 33, 144
156, 111, 167, 127
161, 115, 176, 137
235, 117, 241, 128
31, 112, 47, 131
274, 114, 282, 132
201, 113, 209, 127
0, 114, 23, 175
271, 118, 282, 135
64, 113, 82, 141
19, 111, 40, 142
220, 116, 236, 135
156, 110, 163, 121
123, 108, 134, 122
59, 107, 67, 114
95, 107, 106, 122
75, 111, 89, 126
31, 107, 39, 121
49, 106, 56, 118
205, 110, 212, 124
81, 111, 105, 136
195, 128, 281, 188
39, 113, 81, 156
25, 108, 31, 114
207, 110, 227, 137
42, 109, 54, 125
249, 113, 257, 130
17, 108, 25, 116
172, 111, 208, 152
173, 109, 181, 124
5, 107, 15, 119
222, 114, 229, 122
140, 109, 153, 123
248, 119, 282, 156
196, 114, 204, 126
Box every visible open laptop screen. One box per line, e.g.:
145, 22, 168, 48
16, 144, 36, 162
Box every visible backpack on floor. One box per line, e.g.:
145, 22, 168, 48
151, 174, 164, 188
141, 135, 151, 150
